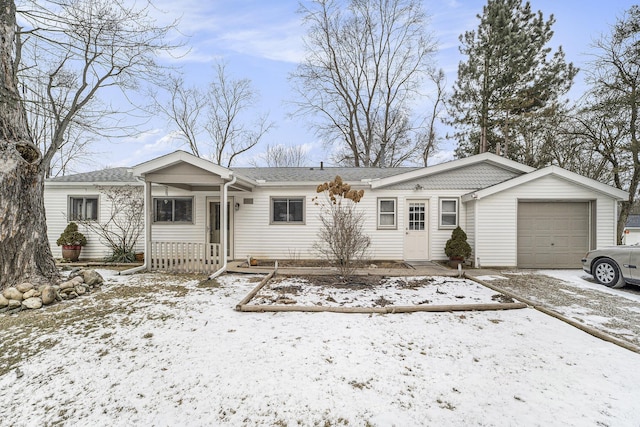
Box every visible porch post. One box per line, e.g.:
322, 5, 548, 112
220, 181, 227, 265
145, 178, 152, 268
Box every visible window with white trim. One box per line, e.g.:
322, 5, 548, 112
153, 197, 193, 223
377, 198, 397, 229
69, 196, 98, 221
439, 198, 458, 228
271, 197, 304, 223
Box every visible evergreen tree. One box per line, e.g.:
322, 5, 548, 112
448, 0, 577, 162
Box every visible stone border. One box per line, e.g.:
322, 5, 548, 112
0, 269, 104, 315
468, 274, 640, 355
234, 267, 527, 314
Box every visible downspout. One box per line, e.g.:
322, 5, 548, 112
121, 176, 151, 275
209, 174, 237, 279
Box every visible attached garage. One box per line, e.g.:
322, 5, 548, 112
463, 165, 627, 269
517, 202, 591, 268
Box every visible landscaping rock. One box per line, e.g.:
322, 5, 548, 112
1, 268, 104, 316
22, 289, 38, 299
59, 281, 75, 290
41, 286, 56, 305
3, 287, 23, 301
16, 282, 34, 293
22, 297, 43, 310
81, 270, 103, 287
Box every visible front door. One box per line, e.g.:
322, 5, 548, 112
403, 200, 428, 261
208, 198, 233, 259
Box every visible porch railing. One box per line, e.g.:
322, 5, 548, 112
150, 241, 222, 274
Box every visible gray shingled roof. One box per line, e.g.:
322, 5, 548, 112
47, 167, 135, 183
47, 165, 419, 184
45, 160, 522, 190
233, 166, 420, 183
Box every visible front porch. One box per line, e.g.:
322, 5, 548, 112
150, 241, 222, 274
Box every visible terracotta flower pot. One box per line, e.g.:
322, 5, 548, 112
61, 245, 82, 262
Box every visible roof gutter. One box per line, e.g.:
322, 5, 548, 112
209, 174, 237, 280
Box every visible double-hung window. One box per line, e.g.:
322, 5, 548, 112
271, 197, 304, 224
439, 198, 458, 228
377, 198, 397, 229
69, 196, 98, 221
154, 198, 193, 223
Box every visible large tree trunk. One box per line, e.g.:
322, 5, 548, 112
0, 0, 58, 290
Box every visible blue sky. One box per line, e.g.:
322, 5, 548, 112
102, 0, 637, 171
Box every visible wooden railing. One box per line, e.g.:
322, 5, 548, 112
150, 241, 222, 274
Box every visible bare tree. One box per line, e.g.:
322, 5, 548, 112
0, 0, 177, 290
422, 68, 446, 166
206, 62, 274, 167
78, 185, 144, 262
251, 144, 310, 167
153, 74, 205, 157
0, 0, 59, 289
312, 176, 370, 281
155, 63, 273, 166
574, 6, 640, 243
290, 0, 437, 167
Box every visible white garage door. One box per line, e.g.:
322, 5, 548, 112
517, 202, 590, 268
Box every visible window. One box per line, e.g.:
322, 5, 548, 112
377, 198, 397, 229
69, 196, 98, 221
440, 198, 458, 228
408, 202, 426, 230
271, 197, 304, 223
153, 198, 193, 223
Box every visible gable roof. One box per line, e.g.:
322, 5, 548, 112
370, 152, 534, 189
461, 165, 629, 202
133, 150, 236, 180
381, 162, 522, 191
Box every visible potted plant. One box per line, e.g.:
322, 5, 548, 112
56, 222, 87, 262
444, 226, 472, 268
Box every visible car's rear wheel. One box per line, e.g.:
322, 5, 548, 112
593, 259, 625, 288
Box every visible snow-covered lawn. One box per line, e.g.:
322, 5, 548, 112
1, 269, 640, 426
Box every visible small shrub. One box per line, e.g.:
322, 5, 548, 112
56, 222, 87, 246
444, 226, 471, 259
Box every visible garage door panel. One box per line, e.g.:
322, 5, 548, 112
518, 202, 589, 268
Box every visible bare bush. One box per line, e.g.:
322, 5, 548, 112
313, 176, 370, 281
78, 185, 144, 262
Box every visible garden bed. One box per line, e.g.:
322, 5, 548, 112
236, 273, 526, 313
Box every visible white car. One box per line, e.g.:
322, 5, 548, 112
582, 245, 640, 288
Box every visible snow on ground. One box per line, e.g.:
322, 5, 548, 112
1, 269, 640, 426
251, 276, 506, 307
